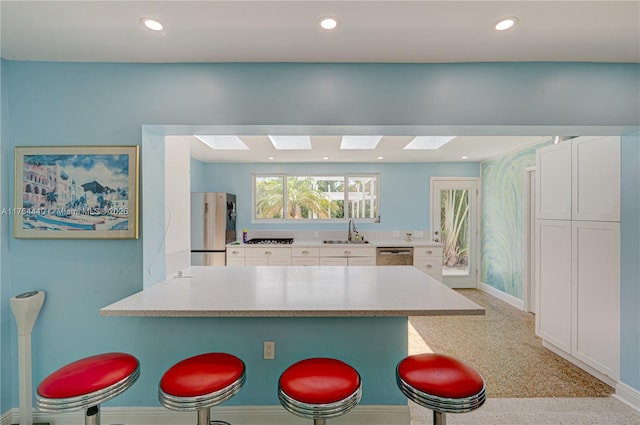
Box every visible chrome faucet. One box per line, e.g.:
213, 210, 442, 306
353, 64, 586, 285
347, 219, 356, 242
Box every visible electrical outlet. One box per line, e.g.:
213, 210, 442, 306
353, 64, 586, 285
392, 231, 400, 238
263, 341, 275, 359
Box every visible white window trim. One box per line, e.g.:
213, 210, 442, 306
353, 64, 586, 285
252, 173, 380, 224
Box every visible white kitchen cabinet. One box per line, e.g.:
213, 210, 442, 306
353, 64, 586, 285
572, 136, 620, 221
319, 246, 375, 266
535, 136, 620, 382
535, 219, 572, 353
536, 141, 572, 220
571, 220, 620, 379
291, 247, 320, 266
225, 247, 245, 266
413, 246, 443, 281
244, 247, 292, 266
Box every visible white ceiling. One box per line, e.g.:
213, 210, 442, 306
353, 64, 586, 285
2, 1, 636, 162
180, 134, 549, 162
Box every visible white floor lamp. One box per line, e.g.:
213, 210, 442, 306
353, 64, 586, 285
10, 290, 45, 425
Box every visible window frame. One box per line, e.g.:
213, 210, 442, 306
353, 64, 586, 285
252, 173, 380, 223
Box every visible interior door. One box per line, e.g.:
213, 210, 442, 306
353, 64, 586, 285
431, 178, 479, 288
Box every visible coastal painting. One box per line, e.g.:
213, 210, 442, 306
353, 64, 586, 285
13, 146, 139, 239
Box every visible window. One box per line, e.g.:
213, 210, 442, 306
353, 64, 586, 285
253, 174, 379, 222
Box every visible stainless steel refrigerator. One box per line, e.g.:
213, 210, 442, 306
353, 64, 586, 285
191, 192, 237, 266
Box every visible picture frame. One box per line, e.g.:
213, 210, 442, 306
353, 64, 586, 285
13, 146, 139, 239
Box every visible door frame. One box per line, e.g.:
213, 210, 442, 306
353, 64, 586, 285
524, 166, 537, 314
430, 177, 480, 288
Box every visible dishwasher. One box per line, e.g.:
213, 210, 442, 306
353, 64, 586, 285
376, 247, 414, 266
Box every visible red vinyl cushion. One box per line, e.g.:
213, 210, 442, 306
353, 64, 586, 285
37, 352, 138, 399
160, 353, 245, 398
279, 358, 360, 405
397, 353, 484, 399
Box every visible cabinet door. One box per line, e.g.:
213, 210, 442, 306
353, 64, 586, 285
535, 219, 572, 353
536, 142, 572, 220
572, 136, 620, 221
245, 257, 269, 266
291, 257, 320, 266
348, 257, 376, 266
572, 221, 620, 379
414, 259, 442, 280
226, 258, 246, 266
319, 257, 349, 266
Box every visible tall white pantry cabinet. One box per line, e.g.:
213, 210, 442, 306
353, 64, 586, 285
535, 136, 621, 383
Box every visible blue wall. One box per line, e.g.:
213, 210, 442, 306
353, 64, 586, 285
1, 61, 639, 413
196, 161, 479, 232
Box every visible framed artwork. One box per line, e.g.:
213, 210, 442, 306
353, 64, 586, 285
13, 146, 139, 239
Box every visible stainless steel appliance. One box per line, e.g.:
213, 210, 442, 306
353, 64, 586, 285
376, 247, 414, 266
191, 192, 237, 266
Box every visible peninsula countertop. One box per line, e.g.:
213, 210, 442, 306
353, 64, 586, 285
100, 266, 484, 318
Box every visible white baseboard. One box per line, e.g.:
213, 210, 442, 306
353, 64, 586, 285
614, 381, 640, 414
478, 282, 525, 310
541, 340, 618, 388
10, 405, 409, 425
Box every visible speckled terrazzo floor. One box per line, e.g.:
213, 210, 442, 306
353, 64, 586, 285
408, 289, 615, 398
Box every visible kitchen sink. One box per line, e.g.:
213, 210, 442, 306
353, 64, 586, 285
322, 240, 370, 244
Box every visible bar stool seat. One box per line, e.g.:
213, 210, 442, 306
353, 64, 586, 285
36, 352, 140, 425
278, 358, 362, 425
396, 353, 485, 425
158, 353, 245, 425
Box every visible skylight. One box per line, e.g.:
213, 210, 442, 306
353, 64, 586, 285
403, 136, 456, 150
340, 135, 383, 150
268, 135, 312, 150
194, 135, 249, 150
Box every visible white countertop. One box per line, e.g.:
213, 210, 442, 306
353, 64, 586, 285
227, 239, 441, 248
100, 266, 483, 318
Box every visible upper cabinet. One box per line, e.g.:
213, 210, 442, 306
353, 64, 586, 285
536, 142, 572, 220
572, 136, 620, 221
536, 136, 620, 222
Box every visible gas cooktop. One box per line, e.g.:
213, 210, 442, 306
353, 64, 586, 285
245, 238, 294, 245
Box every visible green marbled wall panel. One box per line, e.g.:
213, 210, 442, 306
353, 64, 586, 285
481, 142, 549, 299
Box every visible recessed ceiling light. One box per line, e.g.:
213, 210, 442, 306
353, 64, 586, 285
461, 156, 469, 159
494, 17, 518, 31
323, 156, 329, 160
319, 16, 340, 30
377, 156, 384, 160
404, 136, 456, 150
140, 17, 163, 31
194, 135, 249, 150
268, 156, 275, 160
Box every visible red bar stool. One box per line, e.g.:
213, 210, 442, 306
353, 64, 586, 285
36, 352, 140, 425
158, 353, 246, 425
396, 353, 486, 425
278, 357, 362, 425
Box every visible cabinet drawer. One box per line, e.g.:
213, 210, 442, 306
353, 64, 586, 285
319, 257, 349, 266
292, 247, 320, 257
292, 257, 320, 266
320, 247, 375, 257
413, 246, 442, 258
226, 247, 245, 257
348, 257, 376, 266
245, 247, 291, 258
245, 257, 269, 266
414, 259, 442, 276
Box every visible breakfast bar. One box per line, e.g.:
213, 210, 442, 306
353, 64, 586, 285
100, 266, 483, 422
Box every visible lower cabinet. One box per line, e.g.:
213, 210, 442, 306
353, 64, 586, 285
245, 247, 292, 266
226, 247, 245, 266
413, 246, 443, 281
536, 219, 620, 380
291, 247, 320, 266
319, 246, 376, 266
